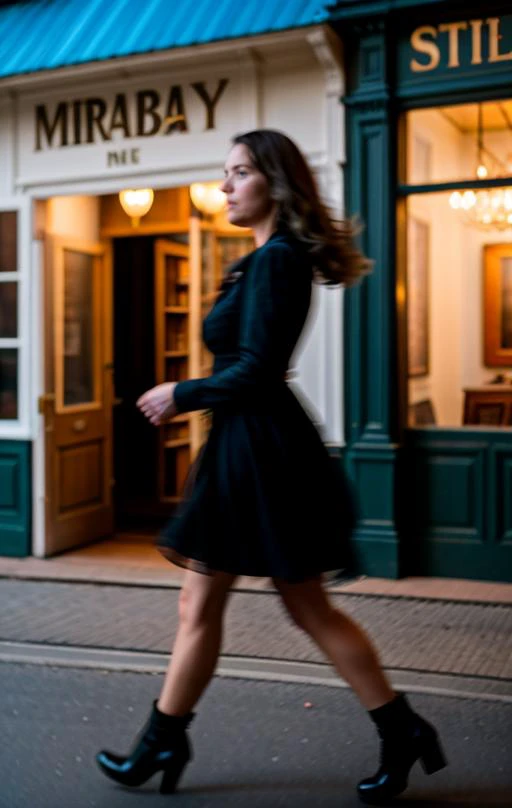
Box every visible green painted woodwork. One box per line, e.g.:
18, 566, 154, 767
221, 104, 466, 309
0, 440, 31, 557
337, 0, 512, 582
341, 17, 403, 578
403, 430, 512, 582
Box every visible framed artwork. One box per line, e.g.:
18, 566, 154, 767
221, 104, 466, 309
407, 217, 430, 377
484, 244, 512, 367
408, 398, 436, 427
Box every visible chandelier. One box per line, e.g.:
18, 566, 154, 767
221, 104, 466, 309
449, 104, 512, 230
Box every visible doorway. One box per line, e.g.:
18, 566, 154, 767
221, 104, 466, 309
40, 187, 254, 558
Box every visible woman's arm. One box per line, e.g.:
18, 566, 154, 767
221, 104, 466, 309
173, 241, 298, 413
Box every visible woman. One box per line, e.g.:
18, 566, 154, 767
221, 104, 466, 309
96, 130, 446, 804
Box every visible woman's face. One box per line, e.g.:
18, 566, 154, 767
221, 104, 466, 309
220, 144, 275, 228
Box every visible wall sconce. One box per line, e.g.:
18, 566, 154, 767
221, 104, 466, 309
119, 188, 154, 227
189, 182, 225, 216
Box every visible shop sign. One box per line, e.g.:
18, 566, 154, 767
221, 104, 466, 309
17, 72, 252, 186
410, 17, 511, 72
399, 14, 512, 92
34, 80, 229, 152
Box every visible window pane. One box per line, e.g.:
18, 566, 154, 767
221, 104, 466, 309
63, 250, 95, 406
406, 99, 512, 186
0, 348, 18, 419
0, 211, 17, 273
406, 189, 512, 430
0, 282, 18, 337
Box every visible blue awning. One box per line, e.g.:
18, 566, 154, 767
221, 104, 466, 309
0, 0, 329, 79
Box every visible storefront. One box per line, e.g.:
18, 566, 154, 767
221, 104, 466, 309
2, 0, 511, 583
0, 2, 347, 559
330, 0, 512, 580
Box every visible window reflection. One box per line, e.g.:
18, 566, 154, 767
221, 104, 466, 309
0, 349, 18, 419
0, 282, 18, 338
63, 250, 95, 406
0, 212, 17, 273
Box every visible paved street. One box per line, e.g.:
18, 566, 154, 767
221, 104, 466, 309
0, 578, 511, 807
2, 663, 512, 808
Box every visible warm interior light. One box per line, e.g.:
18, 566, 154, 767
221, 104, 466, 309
119, 189, 154, 226
476, 163, 488, 179
189, 182, 225, 215
449, 191, 462, 209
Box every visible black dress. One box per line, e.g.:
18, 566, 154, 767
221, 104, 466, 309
157, 229, 357, 582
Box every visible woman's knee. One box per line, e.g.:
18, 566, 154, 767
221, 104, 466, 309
178, 570, 235, 628
274, 578, 333, 632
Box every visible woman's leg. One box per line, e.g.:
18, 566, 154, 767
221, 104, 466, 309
158, 568, 237, 716
274, 576, 446, 804
274, 576, 394, 710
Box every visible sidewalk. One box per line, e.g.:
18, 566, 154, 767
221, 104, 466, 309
2, 534, 512, 603
2, 578, 511, 682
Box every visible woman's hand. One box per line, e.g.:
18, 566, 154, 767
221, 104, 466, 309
136, 382, 178, 425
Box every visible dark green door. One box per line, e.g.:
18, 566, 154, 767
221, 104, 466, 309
404, 428, 512, 582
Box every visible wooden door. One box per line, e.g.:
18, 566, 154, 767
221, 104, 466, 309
41, 237, 114, 555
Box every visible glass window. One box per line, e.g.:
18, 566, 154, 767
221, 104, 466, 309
0, 348, 18, 419
406, 99, 512, 186
406, 188, 512, 429
0, 282, 18, 338
0, 211, 17, 272
404, 98, 512, 430
63, 250, 95, 406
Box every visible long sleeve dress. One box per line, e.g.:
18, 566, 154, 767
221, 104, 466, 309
157, 228, 357, 582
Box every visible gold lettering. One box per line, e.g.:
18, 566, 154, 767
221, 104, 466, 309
487, 17, 512, 63
35, 103, 68, 151
191, 79, 229, 129
410, 25, 440, 72
469, 19, 484, 65
439, 21, 468, 68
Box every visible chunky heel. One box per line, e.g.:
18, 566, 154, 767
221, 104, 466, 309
357, 694, 447, 804
160, 757, 188, 794
95, 701, 194, 792
420, 739, 447, 775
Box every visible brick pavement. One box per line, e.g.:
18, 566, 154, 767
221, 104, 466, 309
1, 579, 511, 681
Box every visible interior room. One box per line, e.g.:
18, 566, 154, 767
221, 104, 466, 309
405, 99, 512, 429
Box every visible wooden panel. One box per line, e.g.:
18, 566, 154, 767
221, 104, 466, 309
405, 430, 512, 581
490, 445, 512, 547
0, 440, 31, 557
411, 446, 484, 537
58, 442, 103, 512
0, 455, 18, 510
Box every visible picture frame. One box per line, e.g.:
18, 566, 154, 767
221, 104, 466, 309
484, 244, 512, 367
407, 217, 430, 377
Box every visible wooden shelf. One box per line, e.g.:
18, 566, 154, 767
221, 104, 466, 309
164, 351, 188, 358
165, 306, 189, 314
164, 438, 190, 449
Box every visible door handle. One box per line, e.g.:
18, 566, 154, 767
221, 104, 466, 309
38, 393, 55, 414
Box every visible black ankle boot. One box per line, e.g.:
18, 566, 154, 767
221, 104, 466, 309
95, 701, 194, 793
357, 694, 447, 805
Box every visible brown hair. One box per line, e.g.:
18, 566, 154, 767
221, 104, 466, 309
232, 129, 371, 286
